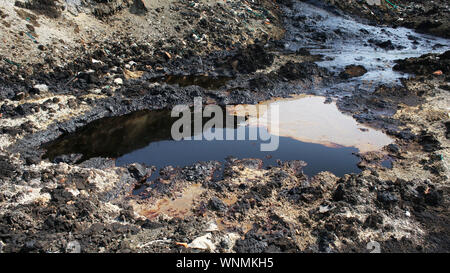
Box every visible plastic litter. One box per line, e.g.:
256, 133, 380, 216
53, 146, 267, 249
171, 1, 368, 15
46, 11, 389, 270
26, 32, 38, 43
187, 233, 216, 251
4, 58, 21, 68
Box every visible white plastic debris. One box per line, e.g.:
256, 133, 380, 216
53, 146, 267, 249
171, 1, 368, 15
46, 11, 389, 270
319, 205, 330, 213
114, 78, 123, 85
188, 233, 216, 251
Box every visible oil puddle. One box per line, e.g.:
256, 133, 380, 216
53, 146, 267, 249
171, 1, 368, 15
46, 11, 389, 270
115, 123, 361, 177
148, 75, 233, 90
230, 95, 393, 153
43, 95, 393, 177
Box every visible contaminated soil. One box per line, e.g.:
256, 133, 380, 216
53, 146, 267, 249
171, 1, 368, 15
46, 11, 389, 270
0, 0, 449, 253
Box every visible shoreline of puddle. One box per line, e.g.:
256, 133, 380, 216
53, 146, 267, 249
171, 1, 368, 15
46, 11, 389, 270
43, 94, 394, 188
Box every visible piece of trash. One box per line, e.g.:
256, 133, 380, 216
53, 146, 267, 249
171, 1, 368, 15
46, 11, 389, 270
138, 239, 171, 248
124, 69, 144, 79
433, 70, 443, 75
26, 32, 38, 43
163, 51, 172, 59
384, 0, 398, 9
187, 233, 216, 251
175, 242, 188, 248
63, 72, 80, 88
319, 205, 330, 213
4, 58, 21, 68
114, 78, 124, 85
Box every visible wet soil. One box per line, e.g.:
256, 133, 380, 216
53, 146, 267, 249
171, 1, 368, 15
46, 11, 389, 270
320, 0, 450, 39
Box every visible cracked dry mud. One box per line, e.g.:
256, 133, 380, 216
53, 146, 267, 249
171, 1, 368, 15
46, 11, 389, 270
0, 0, 449, 253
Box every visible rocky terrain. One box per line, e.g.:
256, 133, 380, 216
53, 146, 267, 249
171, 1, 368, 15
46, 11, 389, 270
0, 0, 448, 253
321, 0, 450, 38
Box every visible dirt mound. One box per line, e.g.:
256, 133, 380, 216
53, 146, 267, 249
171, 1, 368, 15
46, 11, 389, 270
278, 61, 330, 80
14, 0, 63, 18
339, 65, 368, 79
90, 0, 132, 17
393, 50, 450, 75
229, 44, 275, 74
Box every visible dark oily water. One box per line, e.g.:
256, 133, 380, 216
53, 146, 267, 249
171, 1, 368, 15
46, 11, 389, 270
43, 103, 362, 177
116, 127, 361, 177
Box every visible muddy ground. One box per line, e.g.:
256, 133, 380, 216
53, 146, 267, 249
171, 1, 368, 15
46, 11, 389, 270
320, 0, 450, 38
0, 0, 449, 253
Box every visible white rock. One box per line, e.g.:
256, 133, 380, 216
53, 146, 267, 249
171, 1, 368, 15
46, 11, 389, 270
188, 233, 216, 251
205, 221, 219, 232
66, 188, 80, 197
366, 0, 381, 5
221, 233, 240, 252
90, 88, 102, 94
33, 84, 49, 93
114, 78, 123, 85
319, 205, 330, 213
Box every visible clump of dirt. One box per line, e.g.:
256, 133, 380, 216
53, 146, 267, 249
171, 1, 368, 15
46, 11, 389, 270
91, 0, 132, 18
277, 61, 330, 80
14, 0, 63, 18
393, 50, 450, 75
339, 65, 368, 79
227, 43, 275, 74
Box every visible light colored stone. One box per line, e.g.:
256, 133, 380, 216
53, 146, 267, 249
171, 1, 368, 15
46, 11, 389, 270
205, 221, 219, 232
114, 78, 123, 85
33, 84, 49, 93
366, 0, 381, 6
188, 233, 216, 251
